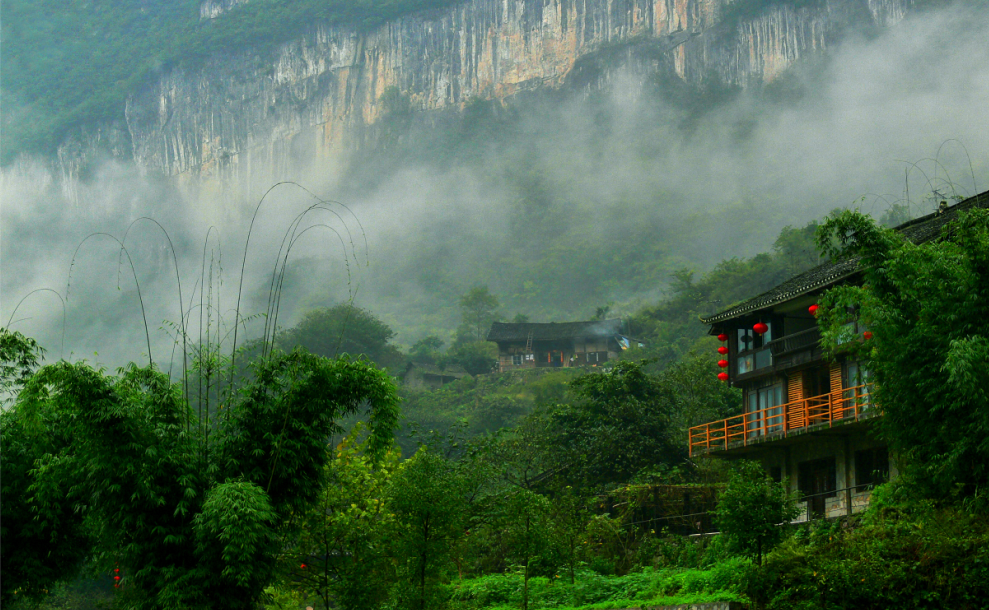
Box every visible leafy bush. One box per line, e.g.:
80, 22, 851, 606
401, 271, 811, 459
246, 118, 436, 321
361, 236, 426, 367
446, 563, 751, 610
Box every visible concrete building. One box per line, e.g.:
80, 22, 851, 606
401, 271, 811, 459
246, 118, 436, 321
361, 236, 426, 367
691, 190, 989, 520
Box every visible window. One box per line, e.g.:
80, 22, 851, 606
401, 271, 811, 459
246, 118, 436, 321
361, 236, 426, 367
770, 466, 783, 483
746, 383, 783, 437
512, 354, 523, 366
798, 457, 837, 518
843, 361, 872, 414
855, 447, 889, 491
736, 322, 773, 375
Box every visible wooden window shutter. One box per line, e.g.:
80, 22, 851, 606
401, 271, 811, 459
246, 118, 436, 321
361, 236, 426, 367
788, 371, 805, 402
830, 361, 843, 394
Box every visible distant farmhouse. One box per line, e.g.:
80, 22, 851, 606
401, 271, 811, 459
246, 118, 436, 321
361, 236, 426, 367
486, 319, 642, 373
692, 189, 989, 521
399, 362, 469, 390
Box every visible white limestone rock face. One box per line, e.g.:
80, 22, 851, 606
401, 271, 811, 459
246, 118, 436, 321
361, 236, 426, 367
200, 0, 250, 20
56, 0, 911, 191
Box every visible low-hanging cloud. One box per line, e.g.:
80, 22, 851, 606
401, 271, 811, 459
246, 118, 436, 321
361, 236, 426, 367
2, 0, 987, 371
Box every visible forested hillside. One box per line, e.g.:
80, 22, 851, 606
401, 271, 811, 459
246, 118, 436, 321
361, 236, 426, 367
0, 0, 463, 162
5, 205, 989, 610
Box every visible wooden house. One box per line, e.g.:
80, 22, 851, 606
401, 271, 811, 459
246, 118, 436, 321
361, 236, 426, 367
486, 319, 639, 373
399, 362, 469, 390
690, 190, 989, 521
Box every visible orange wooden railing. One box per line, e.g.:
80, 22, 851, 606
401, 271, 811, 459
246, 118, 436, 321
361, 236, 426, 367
688, 384, 873, 456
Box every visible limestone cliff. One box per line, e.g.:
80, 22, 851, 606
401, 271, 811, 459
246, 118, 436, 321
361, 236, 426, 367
51, 0, 909, 189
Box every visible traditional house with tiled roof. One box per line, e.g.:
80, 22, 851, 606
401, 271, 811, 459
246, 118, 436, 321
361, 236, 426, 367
691, 189, 989, 521
486, 319, 641, 373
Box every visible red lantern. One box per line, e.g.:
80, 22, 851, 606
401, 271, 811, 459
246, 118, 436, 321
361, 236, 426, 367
863, 331, 873, 340
114, 576, 121, 581
718, 359, 729, 368
717, 333, 729, 342
717, 346, 729, 355
114, 569, 119, 574
753, 322, 769, 335
809, 304, 819, 315
301, 564, 307, 569
718, 372, 729, 381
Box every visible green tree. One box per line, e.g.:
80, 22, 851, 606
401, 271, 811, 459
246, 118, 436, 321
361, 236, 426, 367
389, 449, 469, 610
443, 340, 497, 376
659, 353, 742, 443
548, 360, 682, 489
285, 424, 399, 610
1, 342, 400, 609
457, 286, 500, 344
498, 489, 554, 610
549, 485, 590, 585
279, 303, 403, 370
0, 331, 91, 606
409, 335, 445, 364
714, 460, 798, 565
815, 207, 989, 500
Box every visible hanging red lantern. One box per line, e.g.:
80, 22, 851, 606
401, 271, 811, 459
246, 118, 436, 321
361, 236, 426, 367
114, 569, 119, 574
717, 333, 729, 342
809, 304, 819, 315
863, 331, 873, 340
717, 346, 729, 355
301, 564, 307, 569
717, 372, 729, 381
114, 576, 121, 582
718, 359, 729, 368
753, 322, 769, 335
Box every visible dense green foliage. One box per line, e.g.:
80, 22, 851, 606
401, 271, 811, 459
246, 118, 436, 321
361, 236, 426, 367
714, 461, 798, 565
815, 208, 989, 501
1, 328, 399, 609
752, 487, 989, 609
9, 199, 989, 610
0, 0, 464, 163
278, 303, 404, 369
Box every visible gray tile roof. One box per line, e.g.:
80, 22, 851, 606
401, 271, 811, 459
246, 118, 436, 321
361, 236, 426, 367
487, 319, 622, 342
700, 190, 989, 325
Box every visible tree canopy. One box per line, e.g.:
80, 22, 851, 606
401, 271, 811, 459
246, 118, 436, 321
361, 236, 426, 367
0, 330, 400, 609
278, 303, 403, 370
815, 207, 989, 501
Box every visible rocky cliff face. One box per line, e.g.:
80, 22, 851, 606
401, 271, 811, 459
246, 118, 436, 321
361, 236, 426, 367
50, 0, 909, 191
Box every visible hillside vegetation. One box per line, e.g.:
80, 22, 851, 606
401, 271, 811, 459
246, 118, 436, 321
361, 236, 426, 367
0, 0, 464, 163
4, 205, 989, 610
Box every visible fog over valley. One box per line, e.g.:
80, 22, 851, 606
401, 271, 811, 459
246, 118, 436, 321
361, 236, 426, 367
2, 0, 987, 371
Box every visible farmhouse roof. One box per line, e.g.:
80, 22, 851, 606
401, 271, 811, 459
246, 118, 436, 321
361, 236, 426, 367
700, 189, 989, 325
487, 319, 622, 342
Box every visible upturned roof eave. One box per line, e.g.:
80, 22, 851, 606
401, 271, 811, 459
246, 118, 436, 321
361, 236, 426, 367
699, 267, 860, 325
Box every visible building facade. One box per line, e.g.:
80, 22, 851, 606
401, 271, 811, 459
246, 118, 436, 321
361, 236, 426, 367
691, 190, 989, 520
487, 319, 639, 373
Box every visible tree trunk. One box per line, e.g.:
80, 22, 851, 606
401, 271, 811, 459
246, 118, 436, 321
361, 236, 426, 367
419, 513, 430, 610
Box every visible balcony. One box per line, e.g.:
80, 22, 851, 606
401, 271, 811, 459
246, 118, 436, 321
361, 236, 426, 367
766, 326, 821, 357
688, 384, 873, 456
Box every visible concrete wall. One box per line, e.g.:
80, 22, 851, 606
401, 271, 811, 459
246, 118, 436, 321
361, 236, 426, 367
753, 427, 895, 520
